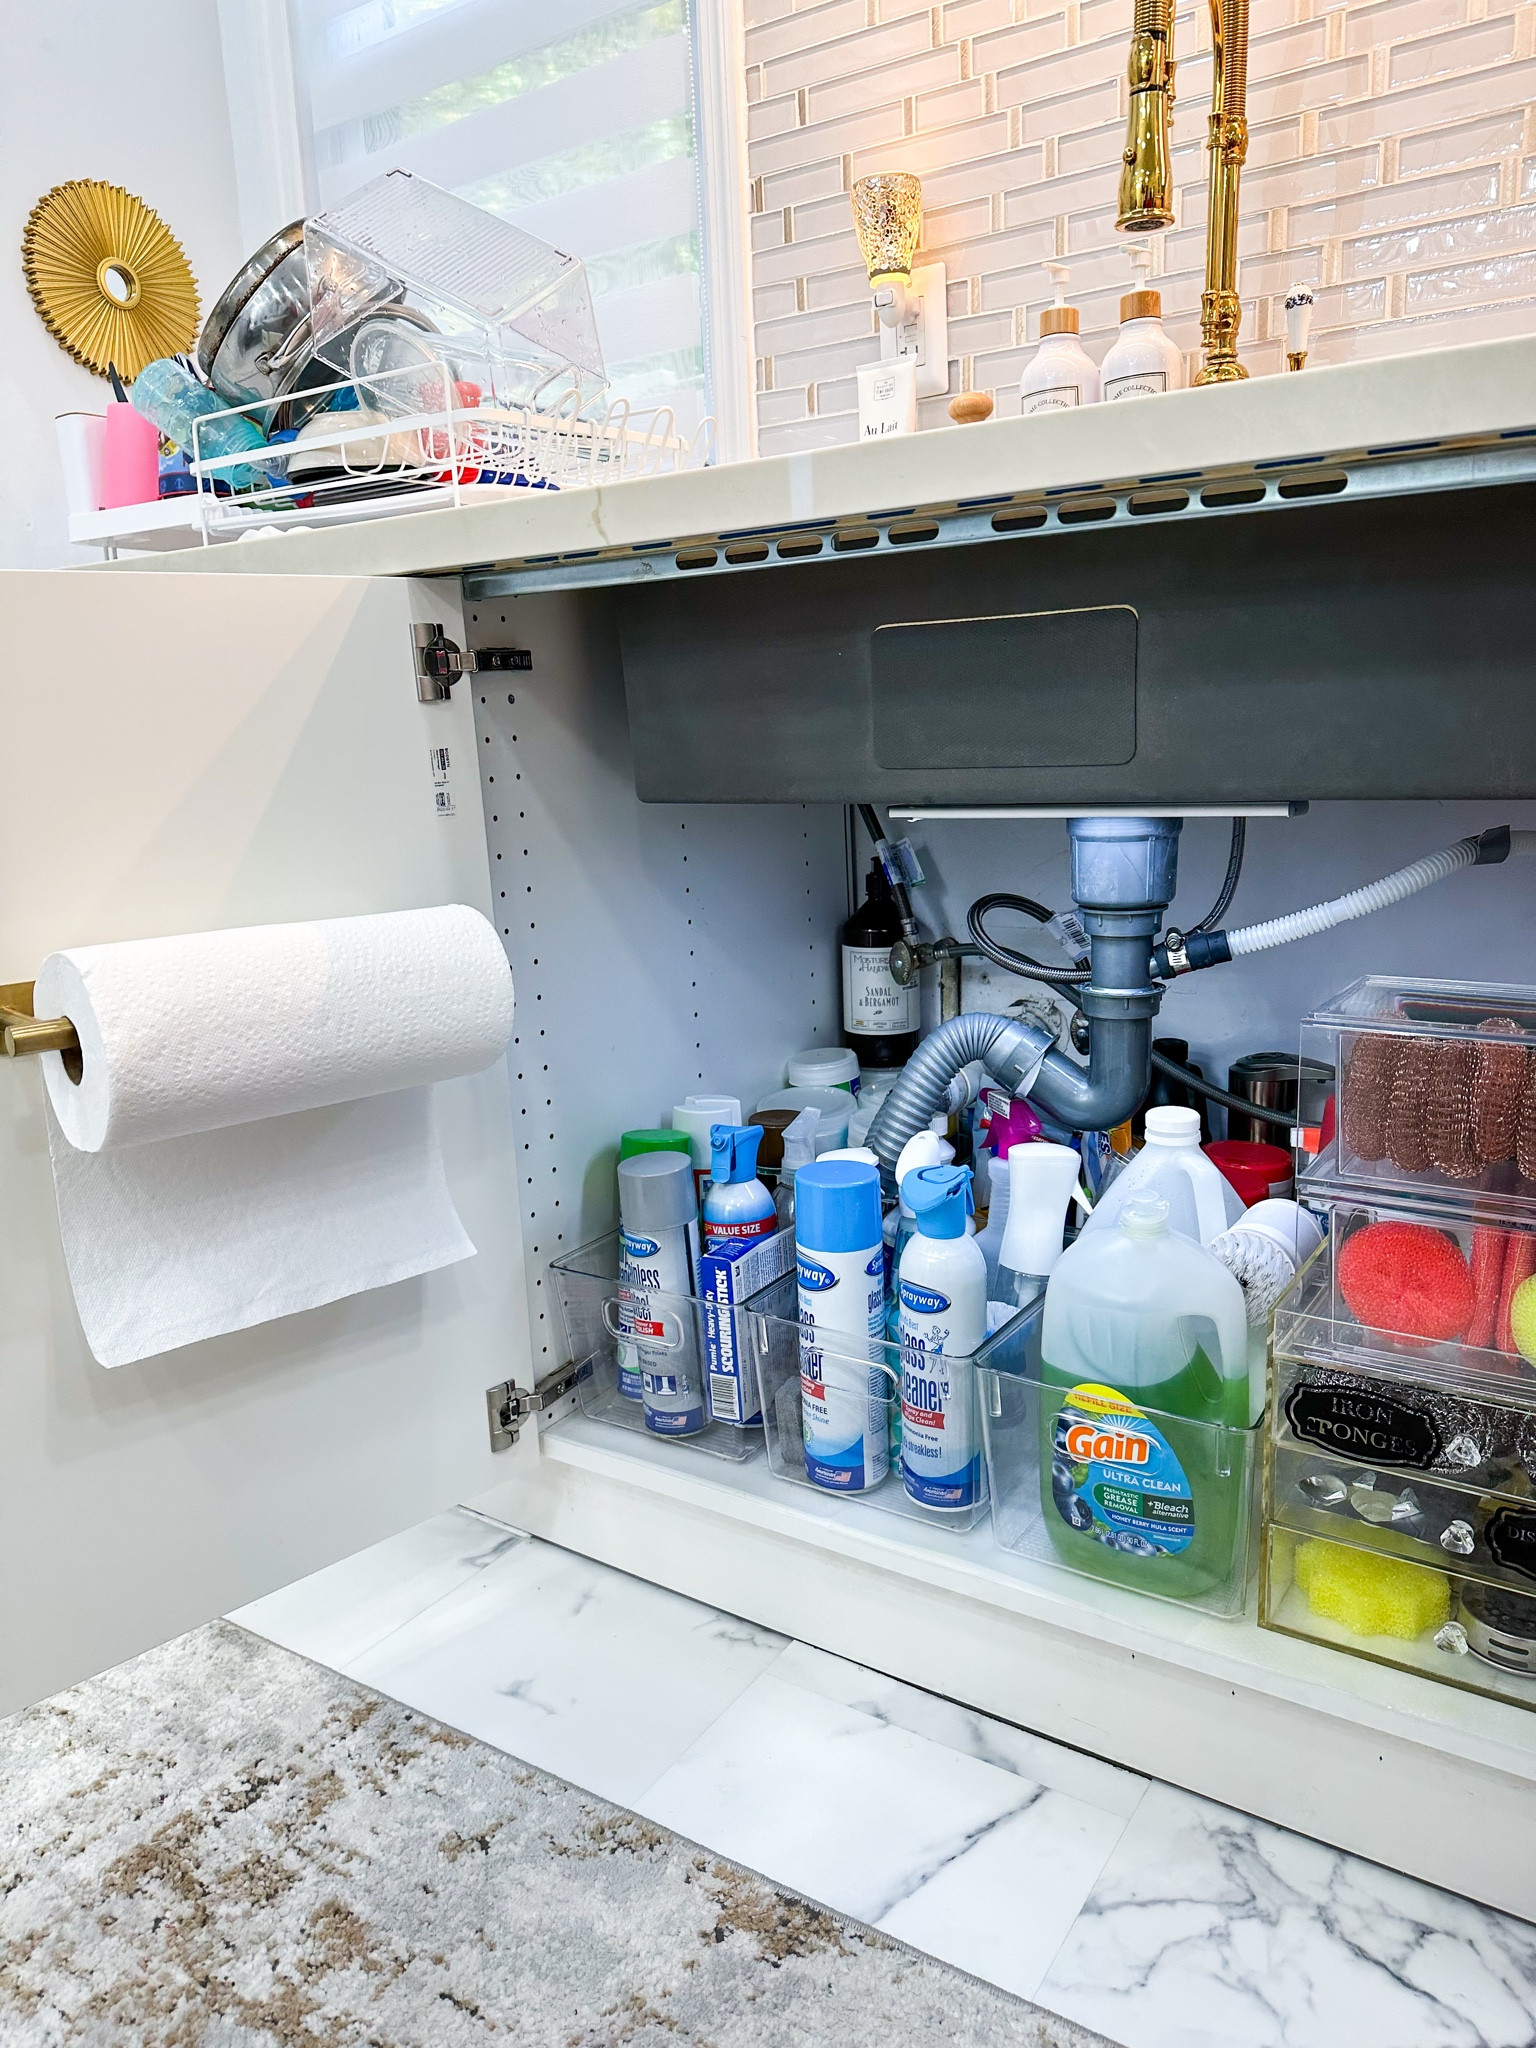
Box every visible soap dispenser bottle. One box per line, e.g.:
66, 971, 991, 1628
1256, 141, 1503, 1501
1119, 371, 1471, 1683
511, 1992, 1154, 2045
1100, 244, 1186, 403
1018, 263, 1101, 416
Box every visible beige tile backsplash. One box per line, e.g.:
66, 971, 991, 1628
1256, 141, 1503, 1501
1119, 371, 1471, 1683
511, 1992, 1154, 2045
744, 0, 1536, 451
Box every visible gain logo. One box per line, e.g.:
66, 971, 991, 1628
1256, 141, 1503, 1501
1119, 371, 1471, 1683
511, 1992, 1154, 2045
1063, 1421, 1152, 1466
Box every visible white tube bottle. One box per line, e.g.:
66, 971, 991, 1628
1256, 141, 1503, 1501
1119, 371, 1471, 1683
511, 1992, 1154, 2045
1100, 243, 1186, 404
897, 1163, 988, 1511
1019, 262, 1101, 417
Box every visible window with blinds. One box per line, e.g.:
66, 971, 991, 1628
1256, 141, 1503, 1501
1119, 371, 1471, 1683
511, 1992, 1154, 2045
289, 0, 706, 425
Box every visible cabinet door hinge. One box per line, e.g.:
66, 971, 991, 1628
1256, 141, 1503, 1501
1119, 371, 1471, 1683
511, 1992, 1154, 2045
485, 1363, 581, 1451
414, 622, 532, 703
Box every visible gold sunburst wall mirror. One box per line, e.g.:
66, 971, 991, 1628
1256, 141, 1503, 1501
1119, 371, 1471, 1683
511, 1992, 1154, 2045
22, 180, 198, 381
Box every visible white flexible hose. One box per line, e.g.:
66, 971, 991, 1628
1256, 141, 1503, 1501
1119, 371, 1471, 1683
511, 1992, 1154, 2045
1225, 838, 1479, 958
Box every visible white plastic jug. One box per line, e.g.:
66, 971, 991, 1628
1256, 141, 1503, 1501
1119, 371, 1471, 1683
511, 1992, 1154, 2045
1082, 1105, 1242, 1246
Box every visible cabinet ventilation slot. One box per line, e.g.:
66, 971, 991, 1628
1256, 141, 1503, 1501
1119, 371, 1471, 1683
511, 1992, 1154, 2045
462, 434, 1536, 601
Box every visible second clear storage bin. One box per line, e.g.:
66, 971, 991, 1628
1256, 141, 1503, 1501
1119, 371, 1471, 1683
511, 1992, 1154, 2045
976, 1297, 1260, 1618
549, 1233, 763, 1463
746, 1272, 993, 1532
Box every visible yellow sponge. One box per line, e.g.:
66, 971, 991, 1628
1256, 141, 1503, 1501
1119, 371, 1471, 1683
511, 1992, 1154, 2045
1510, 1273, 1536, 1363
1295, 1538, 1449, 1640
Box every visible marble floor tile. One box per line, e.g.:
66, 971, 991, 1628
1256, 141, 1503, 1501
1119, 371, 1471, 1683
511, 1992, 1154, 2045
230, 1507, 524, 1671
1035, 1779, 1536, 2048
775, 1639, 1147, 1818
273, 1524, 788, 1808
638, 1664, 1132, 2002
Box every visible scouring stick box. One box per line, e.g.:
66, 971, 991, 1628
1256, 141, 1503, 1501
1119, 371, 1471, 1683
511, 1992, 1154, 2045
696, 1227, 795, 1426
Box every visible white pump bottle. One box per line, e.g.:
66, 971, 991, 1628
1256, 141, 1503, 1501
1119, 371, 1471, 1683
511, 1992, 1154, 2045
1018, 263, 1100, 417
1100, 242, 1186, 403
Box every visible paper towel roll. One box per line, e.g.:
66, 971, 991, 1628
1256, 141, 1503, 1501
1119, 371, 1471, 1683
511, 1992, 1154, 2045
37, 905, 514, 1151
36, 906, 515, 1367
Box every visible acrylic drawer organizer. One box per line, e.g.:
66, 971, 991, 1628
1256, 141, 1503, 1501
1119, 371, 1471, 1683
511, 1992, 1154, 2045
1263, 1196, 1536, 1707
745, 1272, 996, 1533
548, 1233, 763, 1463
1300, 976, 1536, 1213
976, 1296, 1259, 1619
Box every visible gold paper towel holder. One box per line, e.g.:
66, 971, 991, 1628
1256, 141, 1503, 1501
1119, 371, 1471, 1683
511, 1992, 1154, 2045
1, 982, 82, 1080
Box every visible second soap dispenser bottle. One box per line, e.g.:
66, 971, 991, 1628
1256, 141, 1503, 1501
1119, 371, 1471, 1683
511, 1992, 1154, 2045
1019, 262, 1100, 416
1100, 244, 1186, 403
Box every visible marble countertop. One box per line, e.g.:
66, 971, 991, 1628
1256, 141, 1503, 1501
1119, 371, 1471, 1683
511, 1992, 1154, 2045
97, 334, 1536, 585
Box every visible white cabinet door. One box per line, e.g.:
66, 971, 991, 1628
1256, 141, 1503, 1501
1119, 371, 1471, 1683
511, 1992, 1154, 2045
0, 568, 534, 1714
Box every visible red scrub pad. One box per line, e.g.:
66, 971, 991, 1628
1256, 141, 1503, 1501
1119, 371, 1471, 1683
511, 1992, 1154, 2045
1337, 1220, 1473, 1341
1466, 1226, 1507, 1351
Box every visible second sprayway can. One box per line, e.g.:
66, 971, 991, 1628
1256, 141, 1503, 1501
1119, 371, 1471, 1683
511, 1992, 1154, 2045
795, 1160, 889, 1491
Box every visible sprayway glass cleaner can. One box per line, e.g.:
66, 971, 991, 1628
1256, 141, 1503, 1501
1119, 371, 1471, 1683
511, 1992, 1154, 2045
897, 1164, 988, 1510
795, 1160, 889, 1491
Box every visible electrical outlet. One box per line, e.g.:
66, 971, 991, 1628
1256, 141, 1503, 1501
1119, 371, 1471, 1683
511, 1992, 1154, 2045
879, 261, 949, 397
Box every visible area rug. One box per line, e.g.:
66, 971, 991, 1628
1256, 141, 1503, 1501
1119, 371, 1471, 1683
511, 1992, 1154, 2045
0, 1619, 1119, 2047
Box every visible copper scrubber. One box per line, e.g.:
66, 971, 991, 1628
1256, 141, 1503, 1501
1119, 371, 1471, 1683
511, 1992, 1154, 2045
1342, 1032, 1400, 1163
1385, 1036, 1436, 1173
1425, 1038, 1480, 1180
1473, 1019, 1526, 1167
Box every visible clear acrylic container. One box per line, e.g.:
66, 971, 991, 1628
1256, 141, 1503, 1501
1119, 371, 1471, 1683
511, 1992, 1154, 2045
1261, 1192, 1536, 1701
747, 1273, 993, 1533
304, 169, 608, 414
1300, 975, 1536, 1214
1266, 1435, 1536, 1599
976, 1290, 1259, 1618
1272, 1192, 1536, 1409
1261, 1525, 1536, 1709
548, 1233, 762, 1463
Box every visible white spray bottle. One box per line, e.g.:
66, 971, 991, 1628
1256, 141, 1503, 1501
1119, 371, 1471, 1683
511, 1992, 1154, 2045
898, 1163, 988, 1510
994, 1141, 1082, 1309
1019, 262, 1101, 416
775, 1108, 820, 1226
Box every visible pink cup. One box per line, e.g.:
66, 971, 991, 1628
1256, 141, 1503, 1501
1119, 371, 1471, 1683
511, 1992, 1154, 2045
98, 401, 160, 509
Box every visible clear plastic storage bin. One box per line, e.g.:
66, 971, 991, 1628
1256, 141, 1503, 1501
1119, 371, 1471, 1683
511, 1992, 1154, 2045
304, 169, 608, 413
1262, 1525, 1536, 1708
1266, 1435, 1536, 1598
976, 1294, 1259, 1618
548, 1234, 762, 1463
1262, 1194, 1536, 1704
1300, 976, 1536, 1214
747, 1273, 993, 1533
1271, 1194, 1536, 1460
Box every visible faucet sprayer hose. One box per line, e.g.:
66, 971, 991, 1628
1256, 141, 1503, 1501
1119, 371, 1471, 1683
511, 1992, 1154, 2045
1220, 0, 1249, 113
1225, 836, 1482, 957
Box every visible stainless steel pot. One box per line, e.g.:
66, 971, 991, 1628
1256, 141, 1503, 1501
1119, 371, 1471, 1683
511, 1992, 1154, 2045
198, 222, 439, 431
197, 221, 315, 412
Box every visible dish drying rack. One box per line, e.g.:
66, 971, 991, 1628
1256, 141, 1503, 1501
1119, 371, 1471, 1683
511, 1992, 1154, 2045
187, 359, 715, 544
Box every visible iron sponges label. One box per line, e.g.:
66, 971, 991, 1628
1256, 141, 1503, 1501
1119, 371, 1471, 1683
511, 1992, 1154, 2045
1050, 1381, 1194, 1556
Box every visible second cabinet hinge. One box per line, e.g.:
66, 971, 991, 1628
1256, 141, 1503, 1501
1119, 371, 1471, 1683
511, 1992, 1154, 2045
414, 622, 532, 703
485, 1362, 582, 1451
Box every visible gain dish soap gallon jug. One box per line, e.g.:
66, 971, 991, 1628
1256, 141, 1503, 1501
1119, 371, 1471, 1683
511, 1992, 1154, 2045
1039, 1192, 1251, 1602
